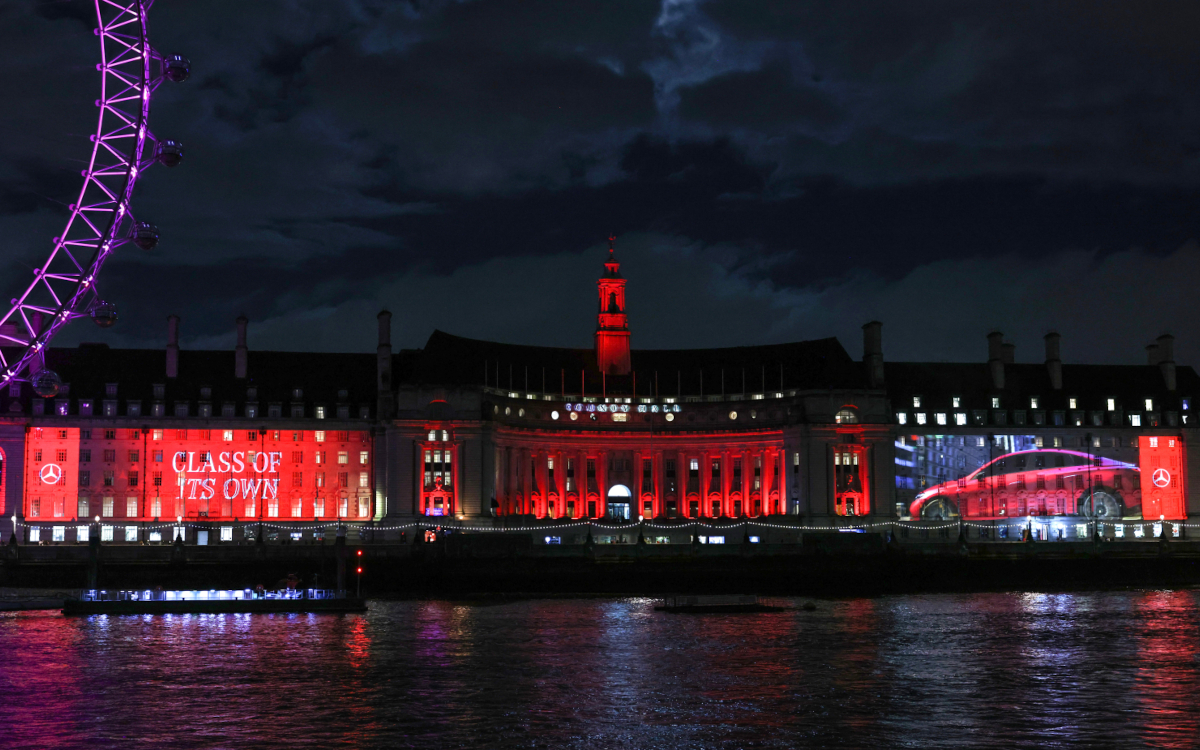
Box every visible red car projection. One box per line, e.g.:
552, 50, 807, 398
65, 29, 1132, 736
909, 449, 1142, 521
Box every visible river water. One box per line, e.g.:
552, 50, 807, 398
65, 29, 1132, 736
2, 591, 1199, 748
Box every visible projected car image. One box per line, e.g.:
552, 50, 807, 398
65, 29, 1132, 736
909, 449, 1141, 521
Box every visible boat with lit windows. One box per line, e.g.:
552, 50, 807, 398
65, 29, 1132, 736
655, 595, 787, 613
62, 588, 367, 615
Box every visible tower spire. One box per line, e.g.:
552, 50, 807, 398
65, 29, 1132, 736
595, 236, 630, 375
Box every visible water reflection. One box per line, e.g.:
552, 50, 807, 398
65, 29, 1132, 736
4, 592, 1200, 748
1134, 591, 1200, 748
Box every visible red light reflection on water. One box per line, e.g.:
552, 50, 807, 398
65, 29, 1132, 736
1134, 590, 1200, 749
0, 609, 375, 750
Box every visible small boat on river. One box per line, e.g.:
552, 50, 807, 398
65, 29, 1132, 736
655, 595, 787, 613
62, 588, 367, 615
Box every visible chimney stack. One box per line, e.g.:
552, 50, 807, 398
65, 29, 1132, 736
1146, 343, 1161, 365
166, 315, 180, 379
1157, 333, 1176, 392
987, 331, 1005, 390
235, 315, 248, 379
1044, 331, 1062, 390
377, 310, 394, 418
862, 321, 884, 388
1001, 342, 1016, 364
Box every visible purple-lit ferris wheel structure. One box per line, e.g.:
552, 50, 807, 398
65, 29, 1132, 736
2, 0, 187, 397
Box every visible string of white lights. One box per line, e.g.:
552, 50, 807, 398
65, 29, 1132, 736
10, 518, 1198, 533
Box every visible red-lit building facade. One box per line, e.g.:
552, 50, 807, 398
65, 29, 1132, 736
4, 246, 1200, 544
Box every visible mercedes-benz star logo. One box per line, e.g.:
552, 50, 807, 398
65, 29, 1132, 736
39, 463, 62, 485
1152, 467, 1171, 488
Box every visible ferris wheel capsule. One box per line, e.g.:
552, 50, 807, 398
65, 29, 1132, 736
91, 300, 118, 328
156, 140, 183, 167
163, 55, 190, 83
32, 369, 62, 398
132, 221, 160, 250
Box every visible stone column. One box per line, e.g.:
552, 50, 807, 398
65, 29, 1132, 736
506, 446, 518, 515
554, 450, 564, 517
597, 449, 608, 518
741, 449, 751, 515
536, 450, 549, 518
678, 449, 689, 518
653, 449, 664, 518
763, 449, 776, 515
776, 447, 787, 517
721, 450, 731, 516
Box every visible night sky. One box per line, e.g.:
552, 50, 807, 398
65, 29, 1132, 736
5, 1, 1200, 366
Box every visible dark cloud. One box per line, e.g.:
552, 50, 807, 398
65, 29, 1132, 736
2, 0, 1199, 369
677, 59, 843, 131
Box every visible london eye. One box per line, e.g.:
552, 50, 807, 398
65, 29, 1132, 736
3, 0, 187, 397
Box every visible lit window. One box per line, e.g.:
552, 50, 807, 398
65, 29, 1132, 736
954, 413, 966, 426
991, 397, 1000, 408
1069, 398, 1077, 409
1030, 397, 1039, 409
223, 430, 233, 441
220, 527, 233, 542
1130, 414, 1142, 427
1035, 436, 1044, 448
125, 526, 137, 542
100, 526, 114, 542
315, 406, 326, 419
913, 396, 922, 408
359, 472, 369, 488
1150, 437, 1159, 447
952, 397, 961, 408
360, 451, 369, 464
442, 430, 449, 441
1183, 398, 1191, 410
1107, 399, 1116, 411
338, 452, 348, 465
916, 413, 927, 425
1053, 437, 1062, 448
897, 413, 907, 425
935, 413, 946, 425
315, 431, 326, 442
707, 536, 726, 544
1145, 399, 1153, 411
428, 431, 436, 441
52, 526, 65, 542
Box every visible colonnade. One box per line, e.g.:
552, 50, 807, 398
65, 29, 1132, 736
495, 442, 788, 519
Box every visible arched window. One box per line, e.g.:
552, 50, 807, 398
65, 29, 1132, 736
606, 484, 632, 520
835, 408, 859, 424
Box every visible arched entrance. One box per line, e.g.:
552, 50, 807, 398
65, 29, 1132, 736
606, 484, 632, 520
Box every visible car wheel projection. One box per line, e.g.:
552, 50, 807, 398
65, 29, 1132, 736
1080, 491, 1123, 521
920, 497, 960, 521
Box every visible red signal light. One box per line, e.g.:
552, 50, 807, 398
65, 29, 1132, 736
356, 549, 362, 556
356, 567, 363, 574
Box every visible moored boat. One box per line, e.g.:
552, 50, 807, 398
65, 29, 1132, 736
655, 595, 787, 613
63, 588, 367, 615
